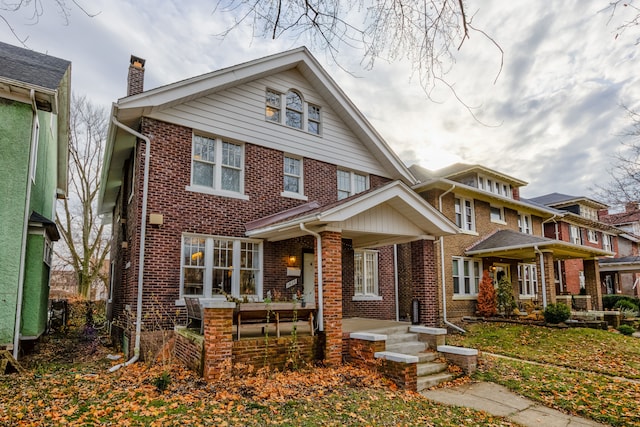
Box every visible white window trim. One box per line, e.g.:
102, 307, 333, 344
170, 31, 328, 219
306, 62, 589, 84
587, 229, 599, 243
452, 256, 481, 297
518, 213, 532, 234
353, 249, 379, 298
281, 154, 308, 200
570, 225, 582, 245
266, 87, 322, 136
337, 169, 369, 200
187, 135, 248, 200
602, 233, 612, 252
477, 174, 512, 199
518, 263, 538, 298
454, 196, 476, 232
490, 205, 506, 224
178, 234, 263, 304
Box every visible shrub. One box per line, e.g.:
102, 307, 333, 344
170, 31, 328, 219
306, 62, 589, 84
496, 276, 517, 316
617, 324, 636, 336
476, 270, 497, 317
613, 299, 639, 312
603, 295, 640, 310
153, 371, 171, 392
543, 303, 571, 324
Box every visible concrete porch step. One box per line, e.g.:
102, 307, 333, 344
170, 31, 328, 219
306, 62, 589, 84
417, 361, 448, 376
385, 332, 420, 345
417, 371, 454, 391
364, 325, 411, 336
385, 341, 426, 355
415, 351, 439, 363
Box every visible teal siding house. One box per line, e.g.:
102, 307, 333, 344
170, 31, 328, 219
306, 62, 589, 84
0, 41, 70, 358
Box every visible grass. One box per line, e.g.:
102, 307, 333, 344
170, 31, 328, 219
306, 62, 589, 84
448, 322, 640, 426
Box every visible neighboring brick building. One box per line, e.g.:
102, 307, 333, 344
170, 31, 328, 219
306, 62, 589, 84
97, 48, 458, 363
410, 164, 615, 324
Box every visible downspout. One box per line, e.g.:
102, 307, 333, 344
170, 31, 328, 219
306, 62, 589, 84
534, 246, 548, 308
393, 244, 399, 321
437, 184, 465, 333
299, 223, 323, 331
13, 90, 38, 359
108, 116, 151, 372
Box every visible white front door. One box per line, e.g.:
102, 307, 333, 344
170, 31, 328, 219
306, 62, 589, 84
303, 252, 315, 304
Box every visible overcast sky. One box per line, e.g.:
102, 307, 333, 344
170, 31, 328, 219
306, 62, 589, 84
2, 0, 639, 200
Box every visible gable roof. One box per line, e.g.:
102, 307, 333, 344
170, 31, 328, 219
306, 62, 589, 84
100, 47, 415, 215
245, 181, 458, 249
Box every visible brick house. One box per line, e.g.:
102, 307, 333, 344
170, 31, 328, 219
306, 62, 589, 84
598, 203, 640, 297
97, 48, 458, 368
410, 164, 615, 324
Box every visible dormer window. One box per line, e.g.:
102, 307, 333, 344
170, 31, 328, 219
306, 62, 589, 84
477, 174, 512, 199
266, 88, 321, 135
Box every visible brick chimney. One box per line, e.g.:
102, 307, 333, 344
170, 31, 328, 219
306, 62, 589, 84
127, 55, 146, 96
511, 187, 520, 201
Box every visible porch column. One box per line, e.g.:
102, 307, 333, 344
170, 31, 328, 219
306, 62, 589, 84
536, 251, 556, 307
584, 259, 602, 311
321, 230, 342, 365
410, 239, 438, 326
201, 299, 235, 381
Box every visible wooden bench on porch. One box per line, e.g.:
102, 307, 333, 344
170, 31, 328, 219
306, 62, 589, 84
234, 302, 316, 340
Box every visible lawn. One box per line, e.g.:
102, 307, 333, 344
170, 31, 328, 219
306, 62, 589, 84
448, 323, 640, 426
0, 326, 519, 427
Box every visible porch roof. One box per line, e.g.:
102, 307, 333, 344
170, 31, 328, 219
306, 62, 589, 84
245, 181, 459, 249
599, 256, 640, 273
465, 230, 614, 261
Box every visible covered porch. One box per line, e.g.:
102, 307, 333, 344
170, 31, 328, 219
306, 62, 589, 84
466, 230, 614, 311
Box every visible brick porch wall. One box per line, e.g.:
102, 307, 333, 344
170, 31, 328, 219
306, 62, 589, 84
584, 259, 602, 310
410, 239, 438, 326
321, 230, 342, 365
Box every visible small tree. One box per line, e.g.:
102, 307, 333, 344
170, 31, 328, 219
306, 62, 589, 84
496, 276, 517, 316
476, 270, 497, 318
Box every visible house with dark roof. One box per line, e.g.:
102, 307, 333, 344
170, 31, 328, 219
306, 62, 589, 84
529, 193, 621, 299
98, 48, 458, 375
410, 164, 614, 323
599, 203, 640, 297
0, 41, 71, 357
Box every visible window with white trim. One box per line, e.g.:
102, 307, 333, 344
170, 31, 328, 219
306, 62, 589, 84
283, 155, 304, 196
518, 213, 532, 234
190, 135, 244, 195
490, 205, 504, 223
477, 174, 512, 199
518, 263, 538, 297
570, 225, 582, 245
454, 197, 475, 231
452, 257, 481, 296
337, 170, 368, 200
587, 229, 599, 243
602, 233, 612, 252
266, 88, 322, 134
181, 235, 262, 299
354, 250, 379, 297
43, 237, 53, 267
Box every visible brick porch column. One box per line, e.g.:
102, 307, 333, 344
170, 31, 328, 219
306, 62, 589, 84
201, 299, 236, 381
537, 251, 556, 307
321, 230, 342, 366
410, 239, 438, 326
584, 259, 602, 311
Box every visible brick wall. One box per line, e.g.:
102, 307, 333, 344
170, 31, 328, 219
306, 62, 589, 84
174, 328, 204, 374
380, 360, 417, 392
321, 230, 342, 365
410, 239, 438, 326
233, 336, 317, 369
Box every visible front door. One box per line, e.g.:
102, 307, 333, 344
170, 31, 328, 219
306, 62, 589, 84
303, 252, 315, 304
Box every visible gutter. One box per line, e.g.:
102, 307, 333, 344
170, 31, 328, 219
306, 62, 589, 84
299, 223, 324, 332
437, 184, 465, 333
13, 89, 39, 359
108, 115, 151, 372
393, 244, 399, 321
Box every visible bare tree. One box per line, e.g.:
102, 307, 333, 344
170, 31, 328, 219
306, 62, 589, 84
604, 1, 640, 44
596, 108, 640, 207
1, 0, 97, 45
55, 95, 110, 299
215, 0, 503, 104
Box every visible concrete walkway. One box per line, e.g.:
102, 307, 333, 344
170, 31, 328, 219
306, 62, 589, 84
422, 381, 608, 427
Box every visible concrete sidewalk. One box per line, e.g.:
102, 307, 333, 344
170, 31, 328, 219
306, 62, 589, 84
422, 381, 608, 427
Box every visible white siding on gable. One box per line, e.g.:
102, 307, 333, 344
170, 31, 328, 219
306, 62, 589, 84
340, 204, 424, 236
147, 69, 392, 178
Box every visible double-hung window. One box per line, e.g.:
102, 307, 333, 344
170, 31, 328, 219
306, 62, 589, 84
518, 213, 532, 234
490, 205, 505, 223
452, 257, 481, 297
190, 135, 245, 197
570, 225, 582, 245
181, 234, 262, 300
354, 250, 379, 299
602, 234, 612, 252
454, 197, 475, 231
587, 229, 599, 243
265, 89, 281, 123
337, 170, 368, 200
282, 155, 306, 199
518, 263, 538, 297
